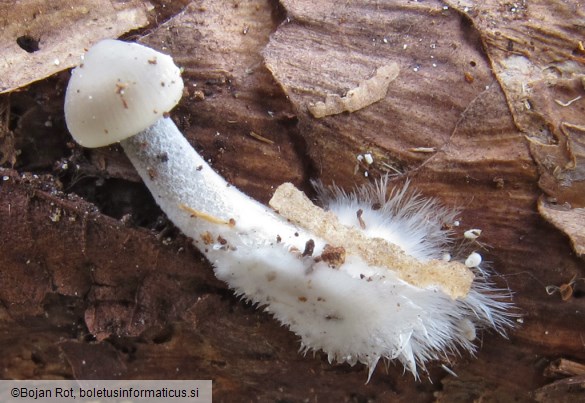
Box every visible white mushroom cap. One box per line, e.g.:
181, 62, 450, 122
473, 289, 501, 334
64, 39, 184, 148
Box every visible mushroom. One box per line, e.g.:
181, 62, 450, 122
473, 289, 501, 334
64, 39, 515, 380
64, 39, 313, 251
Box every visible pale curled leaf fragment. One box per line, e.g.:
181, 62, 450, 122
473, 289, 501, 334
308, 63, 399, 118
554, 96, 582, 107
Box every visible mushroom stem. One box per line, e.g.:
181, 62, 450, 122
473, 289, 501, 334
121, 116, 474, 298
120, 117, 318, 251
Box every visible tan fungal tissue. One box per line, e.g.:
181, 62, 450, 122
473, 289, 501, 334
270, 183, 474, 299
308, 63, 400, 118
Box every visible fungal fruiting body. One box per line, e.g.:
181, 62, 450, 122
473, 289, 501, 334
64, 39, 515, 380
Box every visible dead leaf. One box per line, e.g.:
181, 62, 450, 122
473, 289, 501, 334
538, 197, 585, 257
0, 0, 150, 94
445, 1, 585, 206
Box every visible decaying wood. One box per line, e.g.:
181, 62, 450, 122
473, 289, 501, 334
532, 376, 585, 403
544, 358, 585, 378
1, 0, 584, 401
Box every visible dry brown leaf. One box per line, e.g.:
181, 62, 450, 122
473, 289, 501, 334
0, 0, 150, 94
444, 1, 585, 208
538, 197, 585, 257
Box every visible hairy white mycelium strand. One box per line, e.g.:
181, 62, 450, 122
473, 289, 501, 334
270, 183, 474, 299
296, 180, 515, 378
313, 178, 459, 261
122, 121, 514, 380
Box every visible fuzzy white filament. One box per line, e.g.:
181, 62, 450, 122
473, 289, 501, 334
120, 118, 515, 380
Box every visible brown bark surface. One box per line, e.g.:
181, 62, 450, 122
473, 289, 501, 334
1, 1, 584, 401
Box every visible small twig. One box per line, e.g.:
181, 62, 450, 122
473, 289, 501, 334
248, 131, 274, 145
409, 147, 436, 153
544, 358, 585, 378
554, 96, 582, 107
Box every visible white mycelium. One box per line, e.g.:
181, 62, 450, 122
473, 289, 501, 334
64, 39, 515, 381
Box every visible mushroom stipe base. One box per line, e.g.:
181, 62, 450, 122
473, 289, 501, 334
120, 118, 515, 381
